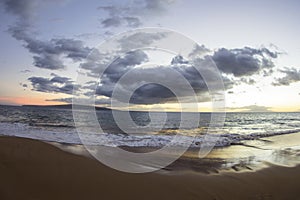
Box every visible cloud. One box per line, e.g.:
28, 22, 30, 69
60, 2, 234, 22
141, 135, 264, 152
124, 17, 142, 28
98, 5, 141, 28
28, 74, 79, 95
188, 44, 210, 59
9, 27, 92, 70
20, 69, 32, 73
98, 0, 176, 28
81, 49, 149, 80
2, 0, 40, 22
272, 68, 300, 86
3, 0, 288, 106
212, 47, 279, 77
3, 0, 92, 70
46, 97, 111, 105
227, 105, 272, 112
19, 82, 28, 88
82, 52, 233, 104
4, 0, 167, 72
117, 32, 168, 51
79, 32, 168, 77
144, 0, 175, 14
46, 97, 73, 103
100, 15, 141, 28
171, 55, 189, 65
49, 73, 70, 83
239, 77, 256, 85
2, 0, 65, 22
101, 17, 122, 28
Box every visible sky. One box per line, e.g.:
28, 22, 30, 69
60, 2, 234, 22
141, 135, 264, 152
0, 0, 300, 112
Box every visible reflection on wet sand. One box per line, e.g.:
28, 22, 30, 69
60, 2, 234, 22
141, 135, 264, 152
166, 132, 300, 174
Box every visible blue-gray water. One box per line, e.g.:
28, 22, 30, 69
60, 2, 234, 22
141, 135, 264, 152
0, 105, 300, 148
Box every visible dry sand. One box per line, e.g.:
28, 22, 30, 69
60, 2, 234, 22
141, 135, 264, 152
1, 136, 300, 200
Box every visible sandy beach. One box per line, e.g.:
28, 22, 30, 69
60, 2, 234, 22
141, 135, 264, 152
1, 136, 300, 200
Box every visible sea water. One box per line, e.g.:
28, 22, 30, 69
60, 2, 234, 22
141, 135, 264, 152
0, 105, 300, 148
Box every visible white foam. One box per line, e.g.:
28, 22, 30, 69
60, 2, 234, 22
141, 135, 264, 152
0, 122, 300, 148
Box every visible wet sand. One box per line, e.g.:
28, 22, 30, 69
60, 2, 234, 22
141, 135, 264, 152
1, 136, 300, 200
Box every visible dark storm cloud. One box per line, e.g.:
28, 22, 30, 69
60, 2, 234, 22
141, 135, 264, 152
103, 50, 148, 81
81, 50, 150, 99
80, 49, 149, 80
28, 74, 79, 95
272, 68, 300, 86
98, 64, 232, 104
81, 53, 233, 104
98, 0, 175, 28
212, 47, 279, 77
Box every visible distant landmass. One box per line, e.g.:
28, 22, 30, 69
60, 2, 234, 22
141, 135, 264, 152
21, 104, 112, 111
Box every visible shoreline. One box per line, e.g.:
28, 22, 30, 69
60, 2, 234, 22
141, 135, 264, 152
1, 136, 300, 199
49, 131, 300, 174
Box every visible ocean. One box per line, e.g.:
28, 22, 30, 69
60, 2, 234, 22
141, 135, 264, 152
0, 105, 300, 148
1, 104, 300, 172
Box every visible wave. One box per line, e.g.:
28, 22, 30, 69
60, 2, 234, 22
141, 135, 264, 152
28, 122, 74, 128
0, 122, 300, 148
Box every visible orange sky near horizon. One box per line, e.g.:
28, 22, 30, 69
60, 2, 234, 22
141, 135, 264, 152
0, 96, 66, 106
1, 96, 299, 112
